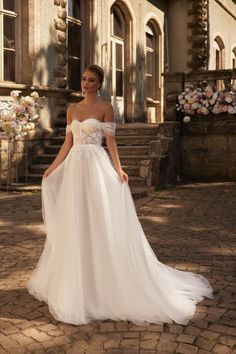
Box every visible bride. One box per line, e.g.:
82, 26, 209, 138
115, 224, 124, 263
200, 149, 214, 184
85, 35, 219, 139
27, 64, 213, 326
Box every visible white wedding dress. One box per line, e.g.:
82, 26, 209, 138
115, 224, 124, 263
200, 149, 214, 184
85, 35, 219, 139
27, 118, 213, 326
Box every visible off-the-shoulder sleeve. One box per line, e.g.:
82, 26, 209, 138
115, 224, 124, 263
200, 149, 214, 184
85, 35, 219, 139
66, 124, 71, 134
102, 122, 116, 137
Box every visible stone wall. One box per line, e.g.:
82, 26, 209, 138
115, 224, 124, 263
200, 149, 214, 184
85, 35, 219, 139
180, 118, 236, 181
146, 122, 180, 188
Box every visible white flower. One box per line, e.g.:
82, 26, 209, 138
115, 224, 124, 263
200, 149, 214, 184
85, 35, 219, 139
205, 85, 213, 92
1, 114, 14, 122
202, 107, 209, 115
228, 106, 235, 114
20, 96, 34, 106
2, 121, 13, 132
24, 124, 32, 131
30, 91, 39, 99
29, 122, 35, 130
225, 96, 232, 103
212, 105, 220, 114
10, 90, 22, 98
15, 125, 22, 134
30, 114, 39, 121
191, 103, 198, 110
183, 116, 191, 123
213, 93, 218, 100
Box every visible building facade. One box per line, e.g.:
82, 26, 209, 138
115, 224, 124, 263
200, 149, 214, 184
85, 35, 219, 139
0, 0, 235, 185
0, 0, 235, 126
0, 0, 169, 127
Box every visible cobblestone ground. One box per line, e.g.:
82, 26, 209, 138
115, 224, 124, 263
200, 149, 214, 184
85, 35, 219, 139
1, 182, 236, 354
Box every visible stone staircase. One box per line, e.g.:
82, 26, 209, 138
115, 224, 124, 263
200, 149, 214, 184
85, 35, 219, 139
27, 123, 160, 197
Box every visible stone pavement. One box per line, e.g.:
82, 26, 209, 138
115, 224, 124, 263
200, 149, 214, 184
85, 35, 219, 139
1, 182, 236, 354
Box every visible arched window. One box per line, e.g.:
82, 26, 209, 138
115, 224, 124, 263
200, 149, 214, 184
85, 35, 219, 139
145, 23, 156, 99
67, 0, 82, 91
233, 47, 236, 85
145, 20, 161, 100
110, 5, 125, 98
0, 0, 18, 82
214, 36, 225, 70
232, 47, 236, 69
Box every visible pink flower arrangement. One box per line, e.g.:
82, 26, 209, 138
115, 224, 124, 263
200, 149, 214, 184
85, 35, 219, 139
0, 90, 43, 151
176, 84, 236, 122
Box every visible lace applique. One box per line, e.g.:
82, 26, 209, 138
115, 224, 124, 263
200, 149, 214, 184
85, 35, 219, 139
102, 122, 116, 137
66, 124, 71, 134
66, 119, 116, 145
72, 121, 103, 145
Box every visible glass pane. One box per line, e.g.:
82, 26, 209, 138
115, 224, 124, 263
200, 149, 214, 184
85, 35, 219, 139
110, 41, 113, 67
233, 58, 236, 69
146, 33, 154, 49
3, 15, 15, 49
68, 57, 81, 90
68, 0, 81, 19
68, 22, 81, 57
216, 50, 220, 70
114, 11, 122, 38
146, 51, 153, 75
116, 43, 123, 70
4, 49, 15, 81
112, 8, 125, 39
146, 75, 153, 98
116, 70, 123, 96
3, 0, 15, 11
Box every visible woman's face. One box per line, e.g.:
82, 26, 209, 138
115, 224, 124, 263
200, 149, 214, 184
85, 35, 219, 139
81, 70, 100, 94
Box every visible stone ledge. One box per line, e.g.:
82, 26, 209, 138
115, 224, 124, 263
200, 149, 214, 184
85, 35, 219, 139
181, 117, 236, 135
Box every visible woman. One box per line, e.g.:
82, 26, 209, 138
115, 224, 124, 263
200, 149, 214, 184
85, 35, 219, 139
27, 64, 213, 326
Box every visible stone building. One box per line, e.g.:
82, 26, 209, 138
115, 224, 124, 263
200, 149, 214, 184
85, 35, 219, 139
0, 0, 235, 187
1, 0, 235, 122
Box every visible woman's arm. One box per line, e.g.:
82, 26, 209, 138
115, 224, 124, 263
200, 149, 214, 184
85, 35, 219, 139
104, 104, 128, 183
43, 104, 74, 178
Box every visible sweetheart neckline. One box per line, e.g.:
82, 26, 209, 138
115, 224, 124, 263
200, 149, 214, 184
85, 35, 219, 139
71, 118, 104, 124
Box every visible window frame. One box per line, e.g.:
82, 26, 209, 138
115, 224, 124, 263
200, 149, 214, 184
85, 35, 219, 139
145, 23, 156, 100
110, 5, 125, 98
0, 0, 20, 83
67, 0, 83, 91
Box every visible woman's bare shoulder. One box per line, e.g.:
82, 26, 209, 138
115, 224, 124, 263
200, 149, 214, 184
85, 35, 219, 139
66, 103, 77, 124
101, 101, 114, 121
100, 100, 113, 112
67, 102, 76, 112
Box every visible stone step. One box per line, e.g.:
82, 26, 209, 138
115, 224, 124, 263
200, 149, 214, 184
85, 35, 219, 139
45, 144, 150, 155
51, 135, 154, 145
27, 122, 156, 194
30, 163, 141, 177
37, 153, 149, 165
56, 124, 159, 137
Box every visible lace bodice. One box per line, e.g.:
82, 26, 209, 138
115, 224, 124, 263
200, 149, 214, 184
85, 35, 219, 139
66, 118, 116, 145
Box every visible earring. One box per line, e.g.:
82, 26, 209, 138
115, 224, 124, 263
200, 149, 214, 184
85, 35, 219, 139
97, 88, 100, 97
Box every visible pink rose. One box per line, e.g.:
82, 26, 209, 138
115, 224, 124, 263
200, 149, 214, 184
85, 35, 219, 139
184, 103, 190, 110
222, 105, 228, 112
10, 90, 22, 98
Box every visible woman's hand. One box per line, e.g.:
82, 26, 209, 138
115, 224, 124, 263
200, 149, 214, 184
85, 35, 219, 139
117, 168, 129, 183
43, 166, 55, 179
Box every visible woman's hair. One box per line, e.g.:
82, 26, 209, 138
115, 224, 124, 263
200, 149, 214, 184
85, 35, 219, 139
84, 64, 104, 88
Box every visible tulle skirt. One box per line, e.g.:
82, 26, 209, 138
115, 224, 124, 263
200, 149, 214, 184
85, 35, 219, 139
27, 143, 213, 325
